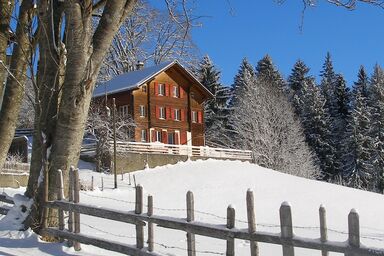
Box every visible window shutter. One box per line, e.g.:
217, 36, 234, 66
181, 109, 185, 121
175, 132, 179, 145
151, 130, 156, 142
180, 131, 187, 145
171, 108, 175, 120
155, 106, 159, 119
162, 131, 167, 144
166, 107, 171, 119
154, 82, 158, 96
180, 87, 184, 98
198, 111, 203, 123
165, 84, 170, 96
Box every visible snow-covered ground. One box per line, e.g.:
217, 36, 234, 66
1, 159, 384, 255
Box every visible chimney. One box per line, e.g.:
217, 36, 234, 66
136, 60, 144, 70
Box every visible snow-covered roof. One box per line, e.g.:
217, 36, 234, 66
93, 60, 213, 98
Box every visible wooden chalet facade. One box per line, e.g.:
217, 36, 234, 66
93, 61, 213, 146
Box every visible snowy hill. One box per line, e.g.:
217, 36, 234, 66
1, 159, 384, 255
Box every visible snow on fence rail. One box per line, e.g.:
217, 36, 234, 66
0, 194, 14, 215
41, 169, 384, 256
1, 161, 30, 174
112, 141, 253, 161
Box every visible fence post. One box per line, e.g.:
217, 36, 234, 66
67, 167, 74, 247
186, 191, 196, 256
280, 202, 294, 256
246, 189, 258, 256
147, 195, 154, 252
346, 209, 360, 256
226, 205, 235, 256
101, 177, 104, 191
135, 185, 144, 249
319, 205, 328, 256
91, 176, 94, 191
56, 169, 64, 242
73, 168, 81, 251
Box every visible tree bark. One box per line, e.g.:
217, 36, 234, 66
25, 0, 136, 233
0, 0, 14, 103
0, 0, 34, 172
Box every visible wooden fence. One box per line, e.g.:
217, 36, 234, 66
1, 161, 30, 174
112, 141, 253, 161
40, 169, 384, 256
0, 194, 14, 215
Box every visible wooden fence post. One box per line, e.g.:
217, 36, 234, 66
280, 202, 294, 256
346, 209, 360, 256
73, 168, 81, 251
319, 205, 328, 256
147, 195, 154, 252
56, 169, 64, 242
67, 167, 74, 247
91, 176, 94, 191
226, 205, 235, 256
135, 185, 144, 249
186, 191, 196, 256
246, 189, 258, 256
101, 177, 104, 191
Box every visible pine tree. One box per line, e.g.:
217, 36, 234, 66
347, 66, 375, 190
195, 55, 231, 147
255, 55, 286, 90
287, 59, 313, 118
228, 58, 255, 109
369, 64, 384, 192
318, 53, 339, 179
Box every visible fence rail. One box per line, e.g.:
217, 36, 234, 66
112, 141, 253, 161
41, 169, 384, 256
1, 161, 30, 174
0, 194, 14, 215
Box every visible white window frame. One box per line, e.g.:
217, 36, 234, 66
174, 108, 180, 121
155, 130, 162, 142
158, 83, 165, 96
119, 105, 129, 117
139, 105, 146, 117
159, 106, 165, 119
172, 85, 179, 98
140, 129, 147, 142
191, 111, 197, 123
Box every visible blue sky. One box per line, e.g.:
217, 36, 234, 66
189, 1, 384, 86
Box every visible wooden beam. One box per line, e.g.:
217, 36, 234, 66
0, 194, 14, 204
41, 228, 161, 256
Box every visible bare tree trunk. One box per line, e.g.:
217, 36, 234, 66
0, 0, 34, 172
0, 0, 14, 101
24, 0, 64, 232
25, 0, 136, 233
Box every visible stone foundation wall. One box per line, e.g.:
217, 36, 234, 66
0, 173, 29, 188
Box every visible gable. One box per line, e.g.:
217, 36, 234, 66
93, 61, 213, 100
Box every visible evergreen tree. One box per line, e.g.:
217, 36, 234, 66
347, 66, 375, 190
228, 58, 255, 109
369, 64, 384, 192
255, 55, 286, 90
318, 53, 339, 179
287, 59, 313, 118
195, 55, 231, 147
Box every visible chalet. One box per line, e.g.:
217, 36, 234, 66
93, 61, 213, 146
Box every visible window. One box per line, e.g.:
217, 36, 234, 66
155, 130, 162, 142
158, 83, 165, 96
139, 105, 146, 117
159, 107, 165, 119
168, 132, 174, 144
174, 109, 180, 121
191, 111, 197, 123
119, 105, 129, 117
172, 86, 179, 98
141, 130, 147, 142
142, 85, 147, 93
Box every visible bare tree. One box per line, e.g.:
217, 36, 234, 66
86, 100, 135, 172
229, 75, 320, 179
100, 0, 198, 82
